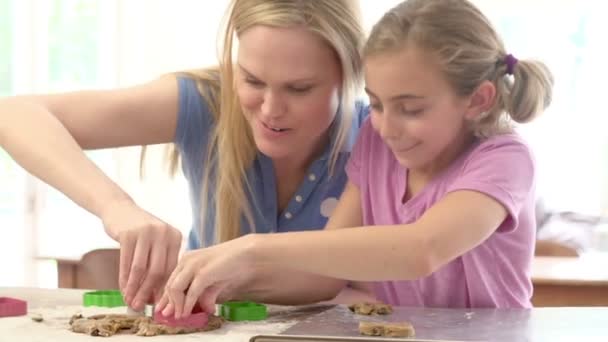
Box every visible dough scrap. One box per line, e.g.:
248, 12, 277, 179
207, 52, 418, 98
358, 321, 415, 338
69, 313, 224, 337
348, 303, 393, 315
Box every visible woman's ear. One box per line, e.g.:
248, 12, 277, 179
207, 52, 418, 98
464, 80, 496, 120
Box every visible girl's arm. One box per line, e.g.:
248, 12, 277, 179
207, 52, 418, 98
231, 182, 373, 304
252, 187, 508, 280
160, 182, 376, 316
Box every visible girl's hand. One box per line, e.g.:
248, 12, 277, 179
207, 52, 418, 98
156, 234, 258, 318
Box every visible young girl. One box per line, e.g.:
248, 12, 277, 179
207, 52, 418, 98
158, 0, 553, 317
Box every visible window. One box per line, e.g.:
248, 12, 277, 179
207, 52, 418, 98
1, 0, 222, 287
0, 0, 12, 96
0, 0, 26, 287
368, 0, 608, 215
479, 1, 608, 215
1, 0, 119, 287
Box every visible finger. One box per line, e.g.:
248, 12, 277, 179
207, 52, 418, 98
132, 244, 166, 309
182, 273, 213, 318
163, 262, 183, 305
124, 237, 151, 307
153, 287, 164, 304
162, 302, 175, 317
155, 292, 170, 314
157, 233, 181, 304
119, 234, 136, 293
199, 284, 224, 316
165, 233, 181, 277
166, 269, 194, 319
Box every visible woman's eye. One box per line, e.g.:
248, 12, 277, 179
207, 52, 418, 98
288, 86, 312, 94
245, 78, 264, 87
370, 103, 383, 112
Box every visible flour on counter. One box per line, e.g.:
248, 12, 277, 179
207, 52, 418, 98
0, 305, 299, 342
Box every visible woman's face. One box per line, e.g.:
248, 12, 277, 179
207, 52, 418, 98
236, 25, 343, 165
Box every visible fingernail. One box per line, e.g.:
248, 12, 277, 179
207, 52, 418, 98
162, 307, 171, 316
133, 301, 142, 309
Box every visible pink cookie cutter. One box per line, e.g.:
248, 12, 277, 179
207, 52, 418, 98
0, 297, 27, 318
153, 304, 209, 329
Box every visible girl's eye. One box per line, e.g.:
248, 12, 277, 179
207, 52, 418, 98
401, 107, 424, 116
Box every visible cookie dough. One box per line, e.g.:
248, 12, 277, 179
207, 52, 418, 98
69, 313, 224, 337
349, 303, 393, 315
358, 321, 415, 338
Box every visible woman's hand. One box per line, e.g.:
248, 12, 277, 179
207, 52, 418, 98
101, 198, 182, 310
156, 234, 259, 318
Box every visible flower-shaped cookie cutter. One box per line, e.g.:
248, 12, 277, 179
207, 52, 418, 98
220, 301, 267, 321
153, 304, 209, 328
83, 290, 126, 307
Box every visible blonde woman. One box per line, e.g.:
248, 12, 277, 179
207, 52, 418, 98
159, 0, 554, 317
0, 0, 369, 309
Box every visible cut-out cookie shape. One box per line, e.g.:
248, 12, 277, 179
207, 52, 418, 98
359, 321, 415, 338
348, 302, 393, 315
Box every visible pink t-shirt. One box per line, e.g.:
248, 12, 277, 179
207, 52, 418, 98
346, 118, 536, 308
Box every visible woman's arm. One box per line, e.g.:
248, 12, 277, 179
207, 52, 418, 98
0, 76, 179, 217
0, 75, 183, 308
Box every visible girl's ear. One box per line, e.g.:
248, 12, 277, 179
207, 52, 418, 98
464, 80, 496, 120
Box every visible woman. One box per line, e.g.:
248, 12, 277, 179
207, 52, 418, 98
0, 0, 370, 309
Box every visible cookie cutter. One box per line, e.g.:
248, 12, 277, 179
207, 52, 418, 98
153, 303, 209, 328
83, 290, 125, 308
220, 301, 267, 321
0, 297, 27, 318
127, 303, 155, 318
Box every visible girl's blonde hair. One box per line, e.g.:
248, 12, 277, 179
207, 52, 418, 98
364, 0, 554, 137
147, 0, 364, 244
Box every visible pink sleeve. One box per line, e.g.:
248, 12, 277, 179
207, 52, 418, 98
345, 117, 374, 188
446, 136, 535, 233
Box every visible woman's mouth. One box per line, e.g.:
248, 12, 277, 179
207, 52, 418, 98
261, 120, 290, 132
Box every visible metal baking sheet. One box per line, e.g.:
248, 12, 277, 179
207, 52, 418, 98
251, 305, 608, 342
250, 334, 464, 342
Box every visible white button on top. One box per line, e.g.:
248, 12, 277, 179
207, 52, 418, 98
295, 195, 303, 202
285, 212, 293, 219
308, 173, 317, 181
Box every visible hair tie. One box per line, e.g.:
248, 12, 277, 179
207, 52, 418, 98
504, 54, 518, 75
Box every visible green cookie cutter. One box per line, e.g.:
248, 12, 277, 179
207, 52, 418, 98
220, 301, 267, 321
83, 290, 126, 307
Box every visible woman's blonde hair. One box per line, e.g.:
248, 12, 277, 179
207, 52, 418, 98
145, 0, 364, 244
364, 0, 554, 137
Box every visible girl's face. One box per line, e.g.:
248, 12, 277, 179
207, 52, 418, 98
236, 25, 342, 165
364, 46, 481, 174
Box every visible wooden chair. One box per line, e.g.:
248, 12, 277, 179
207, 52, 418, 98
57, 248, 120, 290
